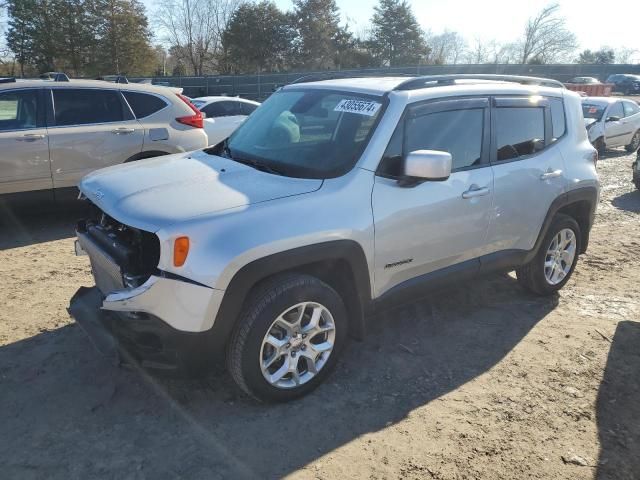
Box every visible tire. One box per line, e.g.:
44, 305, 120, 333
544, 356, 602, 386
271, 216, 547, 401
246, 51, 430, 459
516, 214, 581, 296
594, 137, 606, 156
227, 273, 348, 402
625, 131, 640, 153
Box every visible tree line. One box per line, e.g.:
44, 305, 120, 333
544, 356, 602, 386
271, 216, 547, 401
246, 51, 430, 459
4, 0, 159, 76
1, 0, 637, 78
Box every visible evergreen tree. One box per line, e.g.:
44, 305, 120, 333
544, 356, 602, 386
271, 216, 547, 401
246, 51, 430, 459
367, 0, 429, 66
221, 1, 294, 73
92, 0, 156, 75
292, 0, 342, 70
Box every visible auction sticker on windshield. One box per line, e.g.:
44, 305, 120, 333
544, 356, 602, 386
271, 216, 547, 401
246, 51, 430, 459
334, 99, 382, 117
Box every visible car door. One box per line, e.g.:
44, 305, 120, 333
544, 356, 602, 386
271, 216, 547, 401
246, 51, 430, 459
0, 88, 52, 196
485, 96, 566, 254
202, 100, 244, 144
372, 98, 494, 297
603, 101, 630, 147
622, 101, 640, 144
47, 87, 144, 189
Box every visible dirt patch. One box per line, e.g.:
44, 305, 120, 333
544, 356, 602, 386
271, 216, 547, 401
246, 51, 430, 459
1, 150, 639, 479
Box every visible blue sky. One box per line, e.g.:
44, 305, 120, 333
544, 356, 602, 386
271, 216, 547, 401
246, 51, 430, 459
145, 0, 640, 55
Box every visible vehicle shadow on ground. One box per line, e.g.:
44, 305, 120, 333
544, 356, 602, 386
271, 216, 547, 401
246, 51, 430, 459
0, 274, 558, 479
611, 190, 640, 213
599, 149, 633, 161
596, 320, 640, 480
0, 205, 87, 250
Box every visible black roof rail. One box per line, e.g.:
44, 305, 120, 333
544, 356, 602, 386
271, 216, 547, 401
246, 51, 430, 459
291, 71, 414, 85
97, 74, 129, 84
0, 77, 16, 83
393, 74, 565, 91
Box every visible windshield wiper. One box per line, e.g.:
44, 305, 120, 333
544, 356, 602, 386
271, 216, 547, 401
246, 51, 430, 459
218, 139, 285, 176
233, 156, 286, 176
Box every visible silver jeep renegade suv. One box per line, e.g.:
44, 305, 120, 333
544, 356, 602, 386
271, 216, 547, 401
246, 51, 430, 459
69, 75, 599, 402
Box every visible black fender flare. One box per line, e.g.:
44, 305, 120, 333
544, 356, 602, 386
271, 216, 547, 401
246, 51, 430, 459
206, 240, 372, 359
525, 185, 598, 263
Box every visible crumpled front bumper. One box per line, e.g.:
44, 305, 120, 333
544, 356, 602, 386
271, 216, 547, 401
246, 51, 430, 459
68, 285, 221, 374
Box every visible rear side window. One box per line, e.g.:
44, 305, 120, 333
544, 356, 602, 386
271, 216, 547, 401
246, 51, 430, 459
0, 89, 39, 131
623, 101, 640, 117
406, 109, 484, 171
123, 91, 167, 118
549, 98, 566, 141
52, 89, 129, 126
240, 102, 258, 115
607, 102, 624, 120
495, 107, 545, 161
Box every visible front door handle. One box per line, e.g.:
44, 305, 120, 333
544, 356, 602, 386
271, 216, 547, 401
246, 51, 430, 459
462, 185, 490, 199
17, 133, 46, 141
540, 168, 563, 180
111, 127, 136, 135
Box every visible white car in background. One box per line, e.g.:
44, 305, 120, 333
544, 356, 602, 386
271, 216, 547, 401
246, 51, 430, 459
582, 97, 640, 153
191, 96, 260, 145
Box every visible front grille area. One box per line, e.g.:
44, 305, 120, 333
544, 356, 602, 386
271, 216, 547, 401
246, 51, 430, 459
78, 204, 161, 293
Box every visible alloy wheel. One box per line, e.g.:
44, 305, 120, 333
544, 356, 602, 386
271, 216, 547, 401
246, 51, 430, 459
544, 228, 577, 285
259, 302, 336, 389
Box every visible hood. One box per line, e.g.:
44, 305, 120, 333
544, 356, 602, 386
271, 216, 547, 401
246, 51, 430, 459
79, 150, 322, 232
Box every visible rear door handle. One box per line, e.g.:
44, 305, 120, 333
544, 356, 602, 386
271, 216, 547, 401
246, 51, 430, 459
540, 169, 563, 180
462, 185, 490, 199
111, 128, 136, 135
17, 133, 46, 141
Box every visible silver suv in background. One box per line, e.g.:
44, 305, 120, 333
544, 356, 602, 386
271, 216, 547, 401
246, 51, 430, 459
0, 75, 208, 208
69, 75, 599, 402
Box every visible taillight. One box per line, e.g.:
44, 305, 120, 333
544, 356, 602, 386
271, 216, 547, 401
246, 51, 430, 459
176, 94, 203, 128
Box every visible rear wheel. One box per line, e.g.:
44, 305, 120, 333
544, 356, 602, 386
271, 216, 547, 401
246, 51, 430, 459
227, 274, 347, 402
516, 214, 581, 296
625, 131, 640, 152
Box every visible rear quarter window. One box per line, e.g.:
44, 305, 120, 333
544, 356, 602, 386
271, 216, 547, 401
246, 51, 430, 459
549, 97, 566, 141
123, 91, 168, 118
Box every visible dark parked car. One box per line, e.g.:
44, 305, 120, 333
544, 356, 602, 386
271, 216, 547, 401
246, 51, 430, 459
569, 76, 601, 84
606, 74, 640, 95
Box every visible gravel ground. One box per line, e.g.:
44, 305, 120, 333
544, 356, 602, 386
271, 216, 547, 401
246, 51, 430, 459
0, 149, 639, 480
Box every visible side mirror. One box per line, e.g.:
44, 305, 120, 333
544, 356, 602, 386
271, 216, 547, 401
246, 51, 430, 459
606, 115, 621, 122
402, 150, 452, 184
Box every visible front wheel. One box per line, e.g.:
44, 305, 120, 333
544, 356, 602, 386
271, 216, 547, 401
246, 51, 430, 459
625, 131, 640, 152
593, 137, 606, 156
227, 274, 348, 402
516, 214, 581, 296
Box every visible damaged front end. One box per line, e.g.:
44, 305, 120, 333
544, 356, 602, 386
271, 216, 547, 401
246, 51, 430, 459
69, 204, 223, 374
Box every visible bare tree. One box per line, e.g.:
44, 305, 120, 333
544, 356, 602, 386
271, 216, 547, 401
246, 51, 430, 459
155, 0, 242, 75
615, 47, 639, 64
517, 3, 577, 64
427, 30, 466, 65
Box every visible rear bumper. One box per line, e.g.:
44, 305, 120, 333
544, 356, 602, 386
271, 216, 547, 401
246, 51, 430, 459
68, 286, 218, 374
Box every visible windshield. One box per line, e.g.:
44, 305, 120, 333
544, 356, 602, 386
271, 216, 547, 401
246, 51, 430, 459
220, 89, 384, 178
582, 103, 606, 120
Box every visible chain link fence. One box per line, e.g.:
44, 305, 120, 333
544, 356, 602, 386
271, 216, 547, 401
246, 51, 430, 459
129, 64, 640, 101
